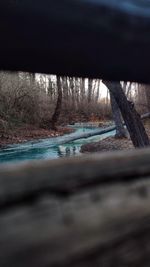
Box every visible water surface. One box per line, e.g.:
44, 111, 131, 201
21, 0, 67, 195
0, 125, 115, 164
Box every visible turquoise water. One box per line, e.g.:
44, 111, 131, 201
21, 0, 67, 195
0, 125, 115, 164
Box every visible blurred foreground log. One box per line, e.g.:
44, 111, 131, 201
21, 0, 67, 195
1, 149, 150, 266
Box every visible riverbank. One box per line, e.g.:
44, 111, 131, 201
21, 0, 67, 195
81, 136, 133, 153
0, 122, 110, 164
0, 124, 73, 147
0, 120, 112, 148
81, 122, 150, 153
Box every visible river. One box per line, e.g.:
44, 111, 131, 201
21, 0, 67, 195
0, 124, 115, 164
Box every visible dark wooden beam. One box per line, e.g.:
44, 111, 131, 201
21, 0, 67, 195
1, 1, 150, 82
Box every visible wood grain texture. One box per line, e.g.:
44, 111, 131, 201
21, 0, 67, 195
0, 148, 150, 208
1, 149, 150, 266
1, 178, 150, 266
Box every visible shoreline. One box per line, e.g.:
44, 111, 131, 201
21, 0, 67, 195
81, 136, 134, 153
0, 126, 74, 148
0, 120, 112, 148
81, 122, 150, 153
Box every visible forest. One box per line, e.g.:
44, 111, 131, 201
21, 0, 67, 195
0, 71, 150, 155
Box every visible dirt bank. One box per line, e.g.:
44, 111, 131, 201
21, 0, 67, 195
0, 125, 73, 147
81, 136, 134, 153
81, 122, 150, 153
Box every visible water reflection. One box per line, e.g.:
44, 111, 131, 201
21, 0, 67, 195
57, 145, 79, 157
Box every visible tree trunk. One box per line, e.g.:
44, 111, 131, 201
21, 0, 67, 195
47, 77, 54, 99
75, 77, 79, 106
88, 78, 93, 103
51, 76, 62, 130
95, 80, 100, 103
80, 78, 85, 103
62, 76, 69, 101
103, 81, 150, 148
30, 73, 35, 84
109, 91, 127, 138
69, 77, 75, 108
145, 85, 150, 112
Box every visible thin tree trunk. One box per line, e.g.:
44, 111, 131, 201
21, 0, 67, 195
103, 81, 150, 148
95, 80, 100, 103
51, 76, 62, 130
145, 85, 150, 112
88, 78, 93, 103
47, 77, 54, 99
106, 89, 109, 107
75, 77, 79, 106
30, 73, 35, 84
62, 76, 69, 101
69, 77, 75, 108
126, 82, 132, 98
80, 78, 85, 103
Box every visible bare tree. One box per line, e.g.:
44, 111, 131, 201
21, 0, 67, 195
69, 77, 75, 108
103, 81, 149, 148
144, 85, 150, 112
109, 91, 127, 138
51, 76, 62, 130
75, 78, 80, 106
95, 80, 100, 103
88, 78, 93, 103
122, 82, 132, 98
80, 78, 85, 103
62, 76, 69, 101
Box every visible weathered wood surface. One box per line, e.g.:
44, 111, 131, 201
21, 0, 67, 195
1, 0, 150, 83
0, 170, 150, 266
1, 148, 150, 209
0, 149, 150, 266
